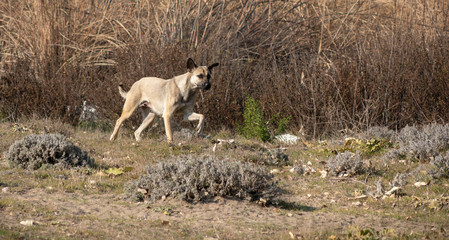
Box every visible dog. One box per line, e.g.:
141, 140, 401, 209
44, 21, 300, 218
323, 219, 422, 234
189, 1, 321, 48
110, 58, 219, 143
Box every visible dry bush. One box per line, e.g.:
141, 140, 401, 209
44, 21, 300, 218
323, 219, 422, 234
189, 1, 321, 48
126, 155, 280, 202
364, 126, 396, 141
389, 123, 449, 161
1, 0, 449, 137
327, 151, 364, 176
6, 133, 94, 170
430, 152, 449, 180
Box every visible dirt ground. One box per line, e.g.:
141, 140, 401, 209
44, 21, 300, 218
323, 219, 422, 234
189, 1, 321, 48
1, 120, 448, 239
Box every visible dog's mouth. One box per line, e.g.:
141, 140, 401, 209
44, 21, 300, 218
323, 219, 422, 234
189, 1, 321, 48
197, 82, 211, 90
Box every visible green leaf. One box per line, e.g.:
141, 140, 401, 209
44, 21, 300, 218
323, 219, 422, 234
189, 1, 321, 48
105, 167, 125, 176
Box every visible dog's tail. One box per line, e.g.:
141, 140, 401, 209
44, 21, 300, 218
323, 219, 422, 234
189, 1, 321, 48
118, 84, 127, 99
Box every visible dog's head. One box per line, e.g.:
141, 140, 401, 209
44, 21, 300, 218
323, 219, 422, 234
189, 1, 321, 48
187, 58, 219, 91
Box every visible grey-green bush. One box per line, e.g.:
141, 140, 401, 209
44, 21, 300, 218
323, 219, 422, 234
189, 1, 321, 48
429, 152, 449, 179
327, 151, 364, 176
6, 133, 94, 170
390, 123, 449, 161
365, 126, 396, 141
126, 155, 280, 202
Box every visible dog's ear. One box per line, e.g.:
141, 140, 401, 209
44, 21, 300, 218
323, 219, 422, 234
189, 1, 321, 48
208, 63, 219, 71
187, 58, 197, 72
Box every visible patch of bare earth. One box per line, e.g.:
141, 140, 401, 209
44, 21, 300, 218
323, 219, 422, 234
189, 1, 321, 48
1, 121, 448, 239
0, 187, 434, 240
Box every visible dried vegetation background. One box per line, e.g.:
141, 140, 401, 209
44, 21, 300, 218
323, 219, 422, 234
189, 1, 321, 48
1, 0, 448, 137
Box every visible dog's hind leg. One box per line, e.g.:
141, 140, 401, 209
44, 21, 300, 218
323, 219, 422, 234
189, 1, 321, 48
134, 108, 156, 141
110, 98, 139, 141
183, 111, 205, 134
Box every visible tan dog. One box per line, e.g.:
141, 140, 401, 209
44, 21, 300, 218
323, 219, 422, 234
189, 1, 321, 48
110, 58, 219, 143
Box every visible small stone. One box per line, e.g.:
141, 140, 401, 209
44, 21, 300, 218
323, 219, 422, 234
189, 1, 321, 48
414, 182, 427, 187
2, 187, 9, 193
354, 195, 368, 199
385, 186, 401, 196
270, 169, 280, 174
287, 213, 293, 217
137, 188, 147, 194
320, 170, 328, 178
20, 220, 35, 226
352, 201, 362, 206
289, 231, 295, 239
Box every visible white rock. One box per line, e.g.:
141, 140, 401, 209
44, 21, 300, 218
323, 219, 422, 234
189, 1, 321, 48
385, 186, 401, 196
270, 169, 280, 174
217, 139, 235, 144
414, 182, 427, 187
289, 232, 295, 239
2, 187, 9, 193
20, 220, 35, 226
319, 170, 328, 178
137, 188, 147, 194
354, 195, 368, 199
275, 134, 299, 144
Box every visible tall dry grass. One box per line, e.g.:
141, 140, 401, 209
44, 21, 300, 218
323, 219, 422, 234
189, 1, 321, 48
1, 0, 448, 137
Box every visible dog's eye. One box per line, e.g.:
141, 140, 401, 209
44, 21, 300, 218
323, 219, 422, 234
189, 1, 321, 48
197, 74, 204, 79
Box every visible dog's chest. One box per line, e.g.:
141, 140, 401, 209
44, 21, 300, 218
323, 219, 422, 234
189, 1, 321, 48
176, 91, 197, 108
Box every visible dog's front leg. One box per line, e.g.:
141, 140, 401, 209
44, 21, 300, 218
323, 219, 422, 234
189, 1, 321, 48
184, 112, 205, 134
163, 111, 174, 144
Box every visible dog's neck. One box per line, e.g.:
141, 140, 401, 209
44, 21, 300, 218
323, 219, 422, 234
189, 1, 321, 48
174, 72, 198, 102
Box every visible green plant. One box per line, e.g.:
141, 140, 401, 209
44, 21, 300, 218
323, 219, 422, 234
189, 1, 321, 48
238, 96, 270, 142
79, 120, 112, 132
340, 137, 393, 155
269, 113, 291, 136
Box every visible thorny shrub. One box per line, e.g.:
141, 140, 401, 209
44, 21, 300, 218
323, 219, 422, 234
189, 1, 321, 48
327, 151, 364, 177
126, 155, 280, 203
6, 134, 94, 170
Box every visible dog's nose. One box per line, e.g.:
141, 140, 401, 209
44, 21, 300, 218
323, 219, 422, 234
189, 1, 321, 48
204, 82, 211, 90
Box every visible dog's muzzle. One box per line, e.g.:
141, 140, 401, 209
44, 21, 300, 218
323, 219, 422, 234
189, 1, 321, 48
204, 82, 211, 90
